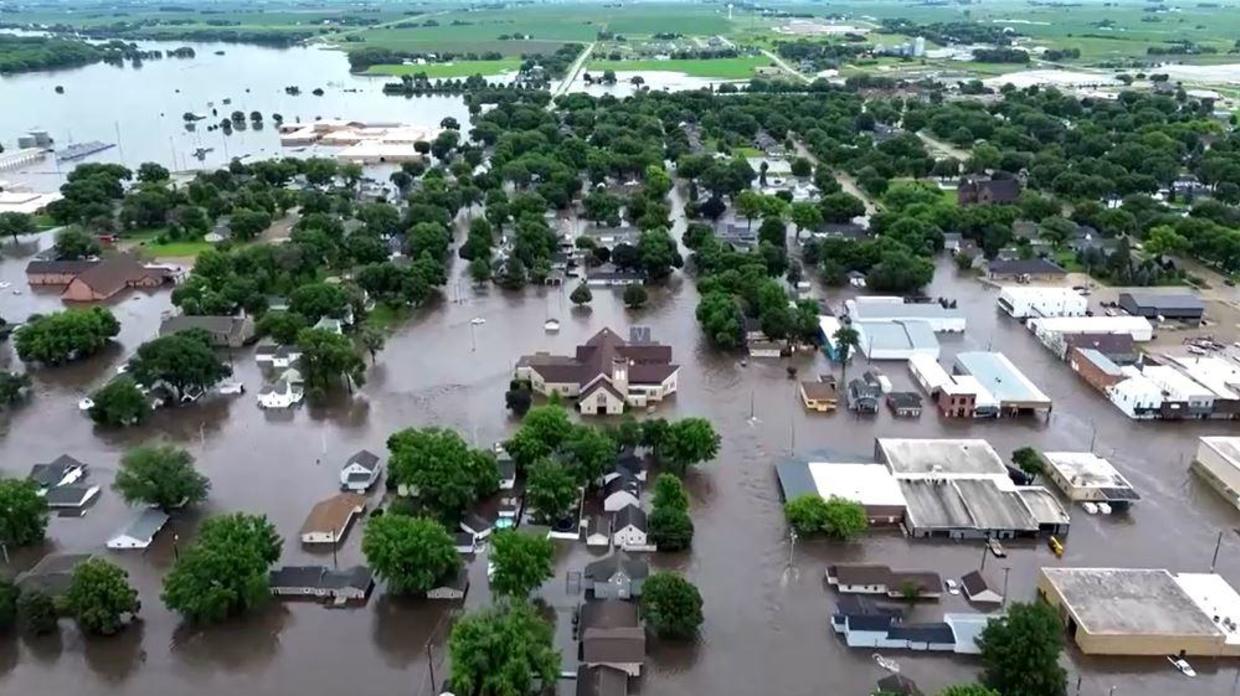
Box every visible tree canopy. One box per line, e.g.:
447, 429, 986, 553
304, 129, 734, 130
488, 530, 554, 598
448, 603, 560, 696
362, 514, 459, 594
0, 478, 48, 547
14, 307, 119, 365
977, 601, 1067, 696
127, 329, 232, 400
641, 572, 704, 639
387, 427, 498, 521
65, 558, 140, 635
162, 513, 282, 623
113, 444, 210, 510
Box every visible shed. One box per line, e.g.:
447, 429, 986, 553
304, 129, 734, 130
961, 570, 1003, 604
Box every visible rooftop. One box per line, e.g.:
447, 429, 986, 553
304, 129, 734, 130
1041, 451, 1136, 493
953, 351, 1050, 407
1041, 568, 1223, 637
1171, 356, 1240, 400
1072, 348, 1123, 377
1029, 315, 1153, 336
988, 257, 1067, 276
877, 438, 1008, 478
854, 320, 940, 356
1201, 437, 1240, 467
846, 297, 964, 324
1119, 292, 1205, 312
806, 462, 907, 508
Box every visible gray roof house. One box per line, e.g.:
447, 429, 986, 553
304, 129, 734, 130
107, 509, 170, 550
269, 565, 374, 602
579, 600, 647, 677
29, 454, 87, 489
427, 566, 470, 600
847, 378, 881, 413
16, 552, 94, 596
339, 449, 382, 492
602, 473, 641, 512
584, 551, 649, 600
576, 664, 630, 696
160, 314, 256, 347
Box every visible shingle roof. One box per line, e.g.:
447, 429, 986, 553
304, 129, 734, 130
26, 259, 99, 275
576, 665, 630, 696
582, 626, 646, 664
887, 622, 955, 644
613, 505, 647, 533
70, 255, 169, 297
345, 449, 380, 472
584, 551, 649, 582
988, 258, 1067, 276
299, 493, 366, 537
114, 509, 169, 543
603, 473, 640, 500
580, 599, 640, 631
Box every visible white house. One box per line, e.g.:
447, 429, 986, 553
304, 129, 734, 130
258, 378, 304, 409
107, 509, 169, 550
44, 484, 100, 510
612, 505, 649, 550
339, 449, 382, 492
460, 512, 495, 540
313, 316, 344, 334
997, 286, 1088, 319
602, 474, 641, 513
300, 493, 366, 545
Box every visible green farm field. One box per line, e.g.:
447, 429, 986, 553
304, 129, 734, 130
587, 55, 773, 79
364, 58, 521, 77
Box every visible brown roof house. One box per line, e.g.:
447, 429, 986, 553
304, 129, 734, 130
579, 599, 646, 677
576, 664, 629, 696
961, 570, 1003, 605
515, 327, 679, 416
27, 255, 175, 301
26, 259, 99, 285
957, 176, 1021, 206
300, 493, 366, 545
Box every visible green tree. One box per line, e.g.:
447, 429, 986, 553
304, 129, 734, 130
0, 371, 31, 407
736, 190, 765, 229
663, 418, 720, 476
54, 226, 101, 259
18, 590, 57, 636
833, 324, 860, 386
1144, 225, 1190, 257
0, 579, 17, 630
387, 427, 498, 521
652, 473, 689, 511
820, 191, 865, 223
978, 601, 1067, 696
448, 603, 560, 696
570, 282, 593, 306
162, 513, 282, 623
14, 307, 119, 365
564, 425, 615, 486
641, 572, 703, 639
290, 282, 350, 323
784, 494, 868, 540
1012, 447, 1042, 475
128, 329, 231, 401
489, 530, 554, 598
113, 444, 210, 510
940, 686, 1001, 696
504, 404, 574, 470
623, 283, 649, 309
65, 558, 140, 635
639, 418, 672, 461
137, 162, 170, 183
0, 478, 48, 547
0, 211, 36, 241
257, 311, 308, 345
637, 228, 682, 280
469, 256, 492, 283
525, 458, 578, 522
296, 328, 366, 393
89, 377, 149, 427
362, 515, 459, 594
359, 325, 385, 364
790, 201, 822, 241
228, 207, 273, 241
648, 506, 694, 551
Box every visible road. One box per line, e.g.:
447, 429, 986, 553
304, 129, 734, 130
549, 41, 596, 103
761, 48, 809, 84
792, 139, 879, 214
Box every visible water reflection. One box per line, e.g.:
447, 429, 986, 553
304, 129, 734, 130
82, 621, 147, 684
170, 604, 290, 674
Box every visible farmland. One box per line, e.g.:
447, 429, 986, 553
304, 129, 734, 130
363, 58, 521, 78
587, 55, 774, 79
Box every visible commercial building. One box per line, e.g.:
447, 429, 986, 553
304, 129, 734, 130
997, 286, 1087, 319
853, 319, 941, 360
831, 596, 996, 654
1193, 436, 1240, 510
1037, 567, 1240, 656
952, 352, 1052, 416
906, 355, 997, 418
1107, 367, 1166, 419
1063, 333, 1139, 365
1030, 316, 1154, 355
1143, 364, 1214, 419
1118, 292, 1205, 321
0, 189, 62, 215
1171, 356, 1240, 419
774, 461, 907, 525
1038, 451, 1139, 510
845, 297, 966, 333
1068, 347, 1126, 394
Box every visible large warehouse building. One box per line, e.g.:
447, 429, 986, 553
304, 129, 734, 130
1118, 292, 1205, 321
845, 297, 967, 333
1038, 567, 1240, 656
997, 286, 1088, 319
1193, 436, 1240, 511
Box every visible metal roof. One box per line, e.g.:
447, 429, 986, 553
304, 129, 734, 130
953, 351, 1050, 406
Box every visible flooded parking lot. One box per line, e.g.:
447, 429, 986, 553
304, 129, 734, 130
2, 218, 1240, 696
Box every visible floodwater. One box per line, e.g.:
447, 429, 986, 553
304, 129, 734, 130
0, 40, 470, 190
567, 70, 739, 98
982, 69, 1118, 89
3, 189, 1240, 696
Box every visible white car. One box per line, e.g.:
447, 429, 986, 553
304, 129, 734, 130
217, 380, 245, 395
77, 397, 94, 411
945, 579, 960, 595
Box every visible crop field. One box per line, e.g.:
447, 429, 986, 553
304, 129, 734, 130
364, 58, 521, 77
588, 55, 773, 78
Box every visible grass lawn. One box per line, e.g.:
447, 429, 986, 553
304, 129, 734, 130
122, 228, 214, 258
365, 303, 411, 331
588, 56, 771, 79
364, 59, 520, 77
1054, 250, 1086, 273
32, 213, 55, 229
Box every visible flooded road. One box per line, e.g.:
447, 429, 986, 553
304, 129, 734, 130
2, 211, 1240, 696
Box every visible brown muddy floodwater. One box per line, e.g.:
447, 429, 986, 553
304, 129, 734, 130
1, 219, 1239, 696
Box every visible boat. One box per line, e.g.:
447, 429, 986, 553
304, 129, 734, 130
987, 538, 1007, 558
470, 317, 486, 326
872, 653, 900, 673
1168, 656, 1196, 677
544, 318, 560, 333
78, 397, 94, 411
1082, 501, 1099, 515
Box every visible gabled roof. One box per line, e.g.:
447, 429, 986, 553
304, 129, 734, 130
461, 511, 495, 534
961, 570, 999, 601
613, 505, 647, 533
113, 508, 169, 543
300, 493, 366, 537
603, 473, 640, 500
29, 455, 85, 487
44, 484, 98, 508
69, 254, 170, 296
576, 664, 629, 696
580, 599, 640, 631
988, 258, 1066, 276
582, 626, 646, 664
584, 551, 649, 582
344, 449, 380, 472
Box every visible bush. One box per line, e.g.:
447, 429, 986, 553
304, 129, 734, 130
783, 494, 868, 540
623, 284, 648, 309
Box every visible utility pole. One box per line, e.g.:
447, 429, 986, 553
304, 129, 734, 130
980, 540, 988, 572
1002, 566, 1011, 608
1212, 530, 1224, 572
426, 641, 437, 694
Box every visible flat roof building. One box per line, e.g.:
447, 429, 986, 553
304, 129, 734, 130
1171, 356, 1240, 420
854, 320, 940, 360
1037, 567, 1240, 656
1030, 316, 1154, 347
1039, 451, 1139, 510
1193, 436, 1240, 511
1118, 292, 1204, 321
998, 286, 1088, 319
775, 461, 906, 525
953, 351, 1051, 416
876, 438, 1008, 478
846, 297, 966, 333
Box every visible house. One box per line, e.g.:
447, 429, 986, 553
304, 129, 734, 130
313, 316, 344, 334
255, 342, 302, 368
585, 265, 644, 288
339, 449, 382, 492
26, 259, 99, 285
602, 474, 641, 513
15, 553, 94, 596
495, 447, 517, 490
300, 493, 366, 545
44, 484, 101, 510
1118, 292, 1205, 321
612, 505, 649, 550
826, 564, 942, 599
107, 509, 170, 550
269, 565, 373, 602
942, 232, 963, 252
160, 314, 256, 347
584, 551, 649, 599
747, 340, 784, 358
29, 454, 87, 489
718, 223, 759, 250
986, 257, 1067, 281
960, 570, 1003, 604
576, 664, 630, 696
876, 674, 925, 696
957, 176, 1021, 206
614, 446, 647, 482
515, 328, 679, 415
55, 255, 174, 301
257, 377, 304, 409
460, 511, 496, 540
454, 532, 477, 554
800, 378, 839, 412
847, 378, 881, 413
427, 567, 470, 600
585, 515, 612, 548
831, 602, 957, 652
848, 270, 867, 288
579, 600, 646, 677
886, 392, 922, 417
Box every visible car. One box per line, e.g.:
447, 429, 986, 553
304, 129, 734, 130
987, 538, 1007, 558
945, 579, 960, 595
